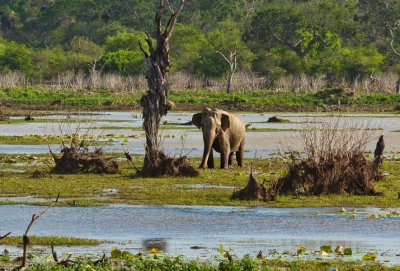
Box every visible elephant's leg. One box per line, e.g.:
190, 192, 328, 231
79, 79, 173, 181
220, 146, 230, 169
207, 149, 214, 169
228, 153, 234, 167
236, 140, 245, 168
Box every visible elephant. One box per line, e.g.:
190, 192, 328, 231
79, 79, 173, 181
192, 108, 246, 169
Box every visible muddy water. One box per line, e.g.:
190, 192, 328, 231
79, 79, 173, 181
1, 112, 400, 156
1, 205, 400, 262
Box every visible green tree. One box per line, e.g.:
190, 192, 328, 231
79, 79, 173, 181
0, 41, 33, 75
248, 0, 356, 59
103, 31, 147, 75
169, 24, 207, 72
33, 47, 68, 79
194, 20, 254, 83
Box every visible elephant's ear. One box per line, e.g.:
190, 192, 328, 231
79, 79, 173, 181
221, 114, 230, 131
192, 113, 202, 129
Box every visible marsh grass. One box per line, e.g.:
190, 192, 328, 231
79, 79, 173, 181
11, 256, 400, 271
0, 236, 101, 246
2, 87, 400, 111
0, 154, 399, 207
0, 135, 117, 145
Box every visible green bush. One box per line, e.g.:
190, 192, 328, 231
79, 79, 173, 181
0, 41, 33, 75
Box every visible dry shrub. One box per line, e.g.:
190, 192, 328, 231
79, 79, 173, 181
50, 141, 118, 174
49, 117, 118, 174
0, 71, 398, 93
139, 150, 198, 177
274, 115, 383, 196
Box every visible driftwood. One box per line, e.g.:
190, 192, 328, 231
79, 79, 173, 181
50, 141, 118, 174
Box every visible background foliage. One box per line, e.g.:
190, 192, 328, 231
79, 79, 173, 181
0, 0, 399, 84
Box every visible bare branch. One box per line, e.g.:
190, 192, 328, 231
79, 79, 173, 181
386, 20, 400, 56
215, 50, 231, 64
0, 232, 11, 240
163, 0, 186, 41
166, 0, 174, 13
155, 0, 165, 39
14, 193, 60, 270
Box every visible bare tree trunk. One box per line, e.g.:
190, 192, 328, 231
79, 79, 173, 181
139, 0, 185, 167
216, 49, 237, 93
226, 70, 234, 94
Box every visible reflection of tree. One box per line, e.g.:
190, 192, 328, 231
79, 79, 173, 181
142, 238, 168, 252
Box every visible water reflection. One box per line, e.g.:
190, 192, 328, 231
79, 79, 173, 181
142, 238, 168, 252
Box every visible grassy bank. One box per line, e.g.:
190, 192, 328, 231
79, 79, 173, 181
1, 87, 400, 112
1, 154, 399, 208
0, 236, 100, 246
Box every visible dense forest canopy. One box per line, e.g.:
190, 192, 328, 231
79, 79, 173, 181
0, 0, 399, 84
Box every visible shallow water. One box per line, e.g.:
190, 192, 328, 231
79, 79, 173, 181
0, 205, 399, 263
1, 112, 400, 156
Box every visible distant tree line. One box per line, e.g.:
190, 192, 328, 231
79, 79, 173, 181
0, 0, 399, 86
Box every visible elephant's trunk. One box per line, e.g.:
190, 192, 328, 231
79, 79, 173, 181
200, 130, 216, 168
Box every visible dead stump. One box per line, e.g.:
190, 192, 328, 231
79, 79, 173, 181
50, 143, 118, 174
138, 150, 199, 177
231, 173, 269, 201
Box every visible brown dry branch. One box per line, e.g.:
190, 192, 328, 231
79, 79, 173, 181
271, 115, 384, 197
138, 150, 198, 177
50, 141, 118, 174
50, 245, 78, 267
13, 193, 59, 270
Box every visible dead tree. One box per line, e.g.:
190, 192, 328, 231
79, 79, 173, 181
374, 135, 385, 167
139, 0, 186, 171
216, 49, 238, 93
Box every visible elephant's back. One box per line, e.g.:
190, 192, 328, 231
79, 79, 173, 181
228, 113, 246, 134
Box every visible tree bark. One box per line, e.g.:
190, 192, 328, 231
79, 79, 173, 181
139, 0, 185, 165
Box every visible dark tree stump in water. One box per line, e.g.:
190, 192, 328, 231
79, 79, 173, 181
374, 135, 385, 167
231, 173, 268, 201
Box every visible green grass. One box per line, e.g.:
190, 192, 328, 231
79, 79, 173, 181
7, 256, 400, 271
0, 118, 131, 125
0, 236, 101, 246
0, 135, 118, 145
2, 87, 400, 112
1, 154, 400, 208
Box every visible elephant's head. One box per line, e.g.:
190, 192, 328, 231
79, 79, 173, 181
192, 108, 231, 134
